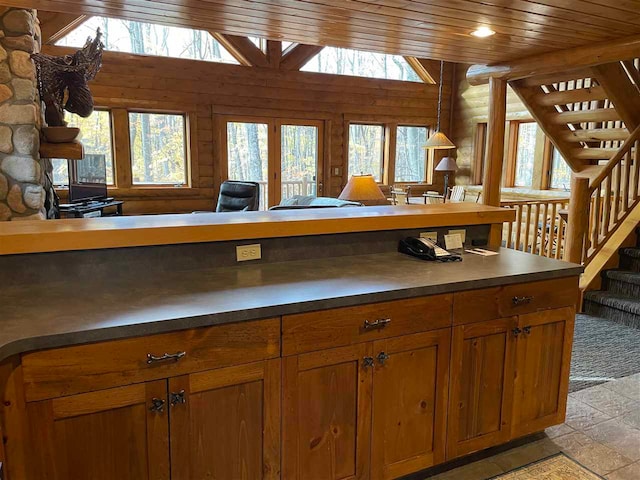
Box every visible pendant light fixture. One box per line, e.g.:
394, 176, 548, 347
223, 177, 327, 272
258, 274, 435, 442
424, 60, 456, 150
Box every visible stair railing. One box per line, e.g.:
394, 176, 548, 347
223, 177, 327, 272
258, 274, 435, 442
565, 124, 640, 265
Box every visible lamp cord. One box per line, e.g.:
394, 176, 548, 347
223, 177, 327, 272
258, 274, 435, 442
436, 60, 444, 132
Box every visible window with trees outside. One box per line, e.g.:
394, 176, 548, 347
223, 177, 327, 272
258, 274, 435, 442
550, 149, 572, 190
395, 126, 428, 182
348, 124, 385, 181
51, 110, 114, 186
301, 47, 423, 83
512, 122, 538, 187
129, 113, 188, 185
57, 16, 239, 64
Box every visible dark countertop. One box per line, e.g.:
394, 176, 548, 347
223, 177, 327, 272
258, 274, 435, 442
1, 248, 583, 361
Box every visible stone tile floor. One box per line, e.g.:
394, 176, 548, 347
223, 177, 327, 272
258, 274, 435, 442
427, 373, 640, 479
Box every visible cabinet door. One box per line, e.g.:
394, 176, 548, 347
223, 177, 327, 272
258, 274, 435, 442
169, 359, 281, 480
26, 380, 169, 480
370, 329, 451, 480
512, 307, 575, 438
447, 318, 517, 460
283, 343, 373, 480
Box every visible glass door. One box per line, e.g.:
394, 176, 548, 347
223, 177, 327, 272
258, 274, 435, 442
278, 121, 323, 203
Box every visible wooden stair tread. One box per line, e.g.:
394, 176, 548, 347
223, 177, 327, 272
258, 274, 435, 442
537, 86, 608, 107
562, 128, 629, 142
572, 147, 627, 160
551, 108, 620, 125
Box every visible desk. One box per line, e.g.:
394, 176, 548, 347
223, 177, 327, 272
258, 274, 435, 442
59, 200, 124, 219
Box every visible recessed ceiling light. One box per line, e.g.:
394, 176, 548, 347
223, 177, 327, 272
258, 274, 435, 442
471, 26, 496, 38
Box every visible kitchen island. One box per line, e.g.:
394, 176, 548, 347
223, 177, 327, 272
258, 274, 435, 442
0, 205, 583, 480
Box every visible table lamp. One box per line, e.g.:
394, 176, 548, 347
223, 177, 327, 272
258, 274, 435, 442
435, 157, 458, 203
339, 174, 388, 206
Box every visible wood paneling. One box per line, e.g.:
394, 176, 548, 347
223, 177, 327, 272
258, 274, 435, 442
13, 1, 640, 64
44, 44, 452, 214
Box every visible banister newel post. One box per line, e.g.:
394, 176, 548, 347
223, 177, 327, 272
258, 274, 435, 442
564, 175, 591, 264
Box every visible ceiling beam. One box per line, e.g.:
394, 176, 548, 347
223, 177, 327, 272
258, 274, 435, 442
591, 62, 640, 131
38, 11, 87, 44
467, 34, 640, 86
266, 40, 282, 69
210, 33, 269, 68
280, 44, 324, 71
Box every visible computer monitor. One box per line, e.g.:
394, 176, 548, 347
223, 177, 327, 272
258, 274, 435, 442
69, 154, 108, 203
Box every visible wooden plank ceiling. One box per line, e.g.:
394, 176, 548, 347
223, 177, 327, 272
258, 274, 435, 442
9, 0, 640, 64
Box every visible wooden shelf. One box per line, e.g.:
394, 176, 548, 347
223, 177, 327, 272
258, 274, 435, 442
40, 141, 84, 160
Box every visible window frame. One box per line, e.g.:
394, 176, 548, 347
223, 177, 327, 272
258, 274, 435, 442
393, 124, 432, 185
505, 120, 539, 188
472, 123, 487, 186
127, 110, 190, 188
347, 122, 387, 183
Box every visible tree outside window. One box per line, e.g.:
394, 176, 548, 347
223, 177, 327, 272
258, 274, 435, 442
513, 123, 538, 187
395, 126, 428, 182
348, 124, 384, 181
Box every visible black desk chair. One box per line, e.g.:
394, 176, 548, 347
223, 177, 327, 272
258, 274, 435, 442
216, 181, 260, 212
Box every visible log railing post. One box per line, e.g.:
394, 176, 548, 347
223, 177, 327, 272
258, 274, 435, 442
564, 175, 591, 264
482, 77, 507, 207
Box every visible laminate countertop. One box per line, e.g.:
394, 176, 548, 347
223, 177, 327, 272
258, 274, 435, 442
1, 248, 583, 361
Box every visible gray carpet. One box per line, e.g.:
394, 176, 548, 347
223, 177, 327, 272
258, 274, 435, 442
569, 313, 640, 393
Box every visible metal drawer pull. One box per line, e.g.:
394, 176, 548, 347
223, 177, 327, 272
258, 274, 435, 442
362, 357, 375, 368
149, 397, 165, 413
512, 296, 534, 306
364, 318, 391, 330
523, 326, 532, 335
146, 351, 186, 364
376, 351, 390, 365
170, 390, 186, 406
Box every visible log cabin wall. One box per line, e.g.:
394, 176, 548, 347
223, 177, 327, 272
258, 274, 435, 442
45, 45, 452, 214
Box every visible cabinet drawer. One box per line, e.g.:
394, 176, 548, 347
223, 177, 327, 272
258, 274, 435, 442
282, 295, 452, 356
453, 277, 579, 325
22, 318, 280, 402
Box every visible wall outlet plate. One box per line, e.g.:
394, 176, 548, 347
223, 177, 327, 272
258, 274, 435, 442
448, 229, 467, 243
420, 231, 438, 242
236, 244, 262, 262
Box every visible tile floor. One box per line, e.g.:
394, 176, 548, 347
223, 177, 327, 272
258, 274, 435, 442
427, 373, 640, 479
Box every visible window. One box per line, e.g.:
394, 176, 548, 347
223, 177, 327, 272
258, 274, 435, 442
395, 126, 428, 182
57, 17, 239, 64
51, 110, 114, 186
129, 113, 187, 185
511, 122, 538, 187
348, 124, 385, 181
549, 149, 572, 190
301, 47, 423, 83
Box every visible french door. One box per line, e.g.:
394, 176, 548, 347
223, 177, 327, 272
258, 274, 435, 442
222, 116, 324, 210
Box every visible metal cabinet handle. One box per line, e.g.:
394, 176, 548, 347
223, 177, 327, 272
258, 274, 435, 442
170, 390, 186, 407
376, 352, 390, 365
363, 318, 391, 330
149, 397, 165, 413
512, 327, 522, 337
523, 326, 532, 335
362, 357, 375, 368
512, 296, 534, 306
146, 351, 186, 364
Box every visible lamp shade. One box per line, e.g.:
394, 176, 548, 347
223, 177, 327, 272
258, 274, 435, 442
424, 131, 456, 150
339, 174, 388, 206
435, 156, 459, 172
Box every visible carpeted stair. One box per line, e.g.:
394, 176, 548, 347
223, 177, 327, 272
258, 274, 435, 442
584, 227, 640, 328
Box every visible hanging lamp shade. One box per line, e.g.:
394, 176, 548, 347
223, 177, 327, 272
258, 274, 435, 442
424, 131, 456, 149
424, 59, 456, 151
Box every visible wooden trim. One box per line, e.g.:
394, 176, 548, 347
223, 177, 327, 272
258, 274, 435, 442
541, 138, 554, 190
384, 122, 398, 186
38, 12, 87, 44
404, 57, 436, 84
112, 108, 132, 189
210, 33, 269, 67
467, 34, 640, 86
280, 44, 324, 71
504, 121, 520, 188
0, 204, 515, 255
472, 123, 487, 185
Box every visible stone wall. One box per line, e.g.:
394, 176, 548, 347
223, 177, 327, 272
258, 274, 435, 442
0, 8, 43, 221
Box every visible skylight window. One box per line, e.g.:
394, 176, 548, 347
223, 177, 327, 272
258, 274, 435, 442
57, 16, 239, 64
301, 46, 423, 83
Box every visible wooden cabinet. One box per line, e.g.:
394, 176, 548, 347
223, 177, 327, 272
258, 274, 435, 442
371, 330, 450, 480
447, 317, 517, 459
447, 307, 575, 460
282, 330, 451, 480
512, 307, 575, 438
169, 360, 281, 480
26, 380, 170, 480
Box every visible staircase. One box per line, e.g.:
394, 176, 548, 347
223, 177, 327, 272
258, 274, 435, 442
584, 228, 640, 328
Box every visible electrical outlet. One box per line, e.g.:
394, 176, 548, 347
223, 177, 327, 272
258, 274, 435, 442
420, 231, 438, 242
448, 229, 467, 243
236, 244, 262, 262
